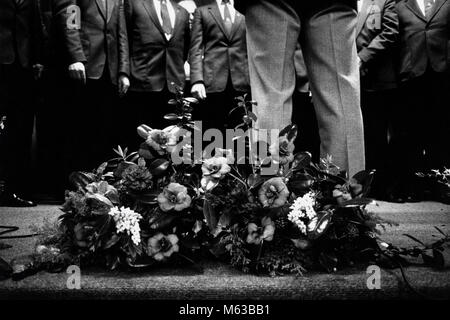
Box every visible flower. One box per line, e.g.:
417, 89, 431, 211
288, 192, 317, 235
121, 163, 153, 193
74, 222, 96, 248
269, 136, 295, 165
214, 148, 235, 164
332, 184, 352, 205
108, 206, 142, 245
258, 177, 289, 208
202, 157, 231, 179
246, 217, 275, 245
147, 233, 179, 261
201, 156, 231, 191
139, 125, 179, 155
157, 183, 192, 212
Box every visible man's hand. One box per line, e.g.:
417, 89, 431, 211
68, 62, 86, 84
357, 56, 363, 69
357, 56, 368, 77
118, 75, 130, 97
32, 64, 44, 80
191, 83, 206, 100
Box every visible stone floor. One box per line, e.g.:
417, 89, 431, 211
0, 202, 449, 300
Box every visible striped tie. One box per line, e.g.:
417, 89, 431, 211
222, 0, 233, 36
424, 0, 435, 18
160, 0, 173, 36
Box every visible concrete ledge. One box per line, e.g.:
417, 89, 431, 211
0, 203, 449, 300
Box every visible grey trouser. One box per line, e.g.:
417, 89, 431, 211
245, 0, 365, 176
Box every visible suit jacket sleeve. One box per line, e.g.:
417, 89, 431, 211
358, 0, 399, 64
118, 0, 130, 77
53, 0, 87, 65
184, 10, 190, 63
189, 8, 204, 85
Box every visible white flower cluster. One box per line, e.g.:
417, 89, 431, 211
288, 192, 317, 235
108, 206, 142, 246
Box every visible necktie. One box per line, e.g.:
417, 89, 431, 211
222, 0, 233, 36
424, 0, 435, 18
160, 0, 173, 36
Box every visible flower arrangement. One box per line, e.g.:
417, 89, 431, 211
5, 88, 449, 281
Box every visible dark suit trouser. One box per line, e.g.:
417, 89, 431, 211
63, 72, 118, 177
35, 68, 70, 197
395, 70, 450, 175
361, 88, 398, 192
0, 63, 36, 197
194, 81, 247, 133
292, 91, 320, 161
120, 89, 174, 151
244, 0, 365, 177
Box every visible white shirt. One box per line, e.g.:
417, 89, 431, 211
153, 0, 176, 40
216, 0, 236, 24
416, 0, 426, 15
357, 0, 363, 13
416, 0, 436, 16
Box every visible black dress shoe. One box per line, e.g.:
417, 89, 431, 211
0, 194, 36, 207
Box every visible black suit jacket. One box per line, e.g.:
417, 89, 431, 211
189, 3, 249, 93
58, 0, 129, 85
356, 0, 399, 91
0, 0, 42, 68
396, 0, 449, 82
234, 0, 358, 14
124, 0, 190, 93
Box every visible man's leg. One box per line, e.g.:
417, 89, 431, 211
245, 0, 300, 140
1, 64, 36, 200
300, 1, 365, 177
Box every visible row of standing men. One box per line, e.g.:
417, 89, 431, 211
0, 0, 449, 206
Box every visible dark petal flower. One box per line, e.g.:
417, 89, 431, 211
147, 233, 179, 261
258, 177, 290, 208
157, 183, 192, 212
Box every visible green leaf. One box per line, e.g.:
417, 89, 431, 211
149, 212, 178, 230
248, 111, 258, 122
139, 144, 155, 161
164, 113, 181, 121
149, 159, 170, 176
351, 169, 376, 197
69, 171, 95, 190
279, 124, 297, 140
338, 198, 375, 208
103, 234, 121, 250
183, 97, 199, 104
85, 193, 114, 210
307, 211, 333, 239
137, 192, 160, 205
247, 173, 263, 189
203, 199, 219, 233
291, 152, 312, 171
96, 162, 108, 176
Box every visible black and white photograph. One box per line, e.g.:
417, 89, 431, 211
0, 0, 449, 310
